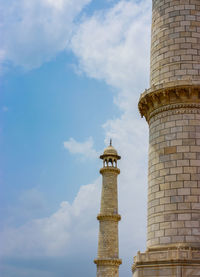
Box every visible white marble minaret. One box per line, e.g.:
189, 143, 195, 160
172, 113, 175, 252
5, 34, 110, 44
94, 141, 121, 277
133, 0, 200, 276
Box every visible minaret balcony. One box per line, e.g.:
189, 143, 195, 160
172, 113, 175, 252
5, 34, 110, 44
97, 214, 121, 222
100, 167, 120, 175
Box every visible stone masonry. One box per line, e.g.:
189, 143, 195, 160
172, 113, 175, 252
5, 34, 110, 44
94, 143, 122, 277
133, 0, 200, 276
150, 0, 200, 87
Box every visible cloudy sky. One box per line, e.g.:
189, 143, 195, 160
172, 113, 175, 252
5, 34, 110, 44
0, 0, 152, 276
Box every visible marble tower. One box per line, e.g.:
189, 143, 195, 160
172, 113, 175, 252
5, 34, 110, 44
133, 0, 200, 276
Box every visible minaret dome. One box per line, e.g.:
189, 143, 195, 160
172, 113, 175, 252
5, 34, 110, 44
100, 141, 121, 168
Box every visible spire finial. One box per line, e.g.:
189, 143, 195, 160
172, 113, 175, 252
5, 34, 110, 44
110, 138, 112, 146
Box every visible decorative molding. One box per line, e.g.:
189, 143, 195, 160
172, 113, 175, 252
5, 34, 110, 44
138, 84, 200, 122
149, 107, 200, 125
97, 214, 121, 222
94, 258, 122, 266
141, 80, 200, 98
100, 153, 121, 160
132, 248, 200, 272
100, 167, 120, 175
149, 103, 200, 123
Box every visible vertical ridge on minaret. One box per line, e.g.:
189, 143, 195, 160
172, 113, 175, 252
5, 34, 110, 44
94, 143, 121, 277
133, 0, 200, 276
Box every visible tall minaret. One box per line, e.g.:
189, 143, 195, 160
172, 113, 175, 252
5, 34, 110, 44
94, 141, 122, 277
133, 0, 200, 276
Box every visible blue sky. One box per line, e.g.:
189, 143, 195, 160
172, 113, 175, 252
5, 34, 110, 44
0, 1, 151, 276
1, 52, 116, 216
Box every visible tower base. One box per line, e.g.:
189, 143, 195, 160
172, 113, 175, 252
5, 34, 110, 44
132, 248, 200, 277
94, 259, 122, 277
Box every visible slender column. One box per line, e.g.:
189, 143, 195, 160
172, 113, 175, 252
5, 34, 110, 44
94, 143, 122, 277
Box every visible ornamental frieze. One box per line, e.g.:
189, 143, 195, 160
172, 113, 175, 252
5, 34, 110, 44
138, 84, 200, 122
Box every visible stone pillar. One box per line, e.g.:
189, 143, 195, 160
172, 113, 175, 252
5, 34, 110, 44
133, 1, 200, 276
94, 143, 122, 277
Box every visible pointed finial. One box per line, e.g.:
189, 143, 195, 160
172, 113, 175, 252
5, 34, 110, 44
110, 138, 112, 146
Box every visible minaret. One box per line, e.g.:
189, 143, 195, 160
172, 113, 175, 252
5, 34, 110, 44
133, 1, 200, 276
94, 140, 122, 277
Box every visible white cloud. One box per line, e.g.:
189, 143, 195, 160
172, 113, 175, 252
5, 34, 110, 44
71, 0, 151, 110
0, 0, 91, 69
64, 137, 98, 159
1, 182, 100, 258
1, 202, 71, 257
69, 0, 151, 271
1, 1, 152, 276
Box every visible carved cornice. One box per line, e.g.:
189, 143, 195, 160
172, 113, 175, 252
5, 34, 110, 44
100, 153, 121, 160
100, 167, 120, 175
149, 103, 200, 124
132, 248, 200, 272
138, 84, 200, 122
94, 258, 122, 266
97, 213, 121, 222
